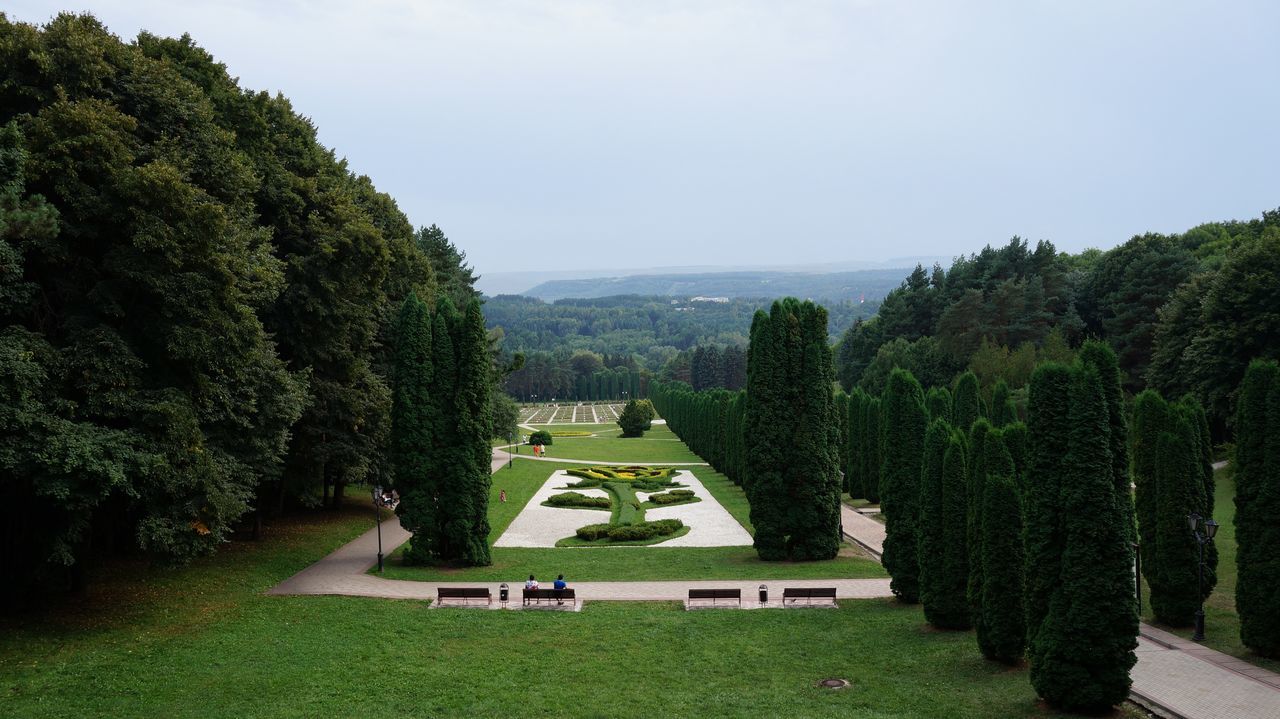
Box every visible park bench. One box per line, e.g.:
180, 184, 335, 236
523, 588, 576, 607
687, 588, 742, 607
782, 587, 838, 607
436, 587, 491, 606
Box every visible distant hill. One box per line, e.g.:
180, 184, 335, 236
520, 268, 912, 302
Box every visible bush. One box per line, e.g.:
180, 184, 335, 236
647, 489, 697, 505
606, 519, 684, 541
545, 492, 610, 509
565, 478, 602, 489
567, 465, 675, 481
550, 431, 592, 437
529, 430, 553, 446
575, 523, 613, 541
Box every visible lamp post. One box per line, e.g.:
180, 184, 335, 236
1188, 513, 1219, 642
372, 486, 400, 573
508, 431, 515, 468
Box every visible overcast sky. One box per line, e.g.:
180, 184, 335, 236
11, 1, 1280, 274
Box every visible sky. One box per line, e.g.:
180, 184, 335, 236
10, 1, 1280, 275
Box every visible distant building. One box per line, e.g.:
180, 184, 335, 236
689, 296, 730, 303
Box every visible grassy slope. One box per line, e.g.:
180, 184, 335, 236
1140, 466, 1280, 672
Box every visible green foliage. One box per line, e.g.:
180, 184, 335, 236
952, 372, 981, 432
862, 397, 883, 503
565, 465, 675, 482
1026, 362, 1137, 711
528, 430, 553, 446
1235, 360, 1280, 657
990, 380, 1016, 427
880, 368, 927, 602
646, 490, 698, 506
979, 473, 1024, 664
1078, 340, 1134, 546
617, 398, 656, 437
966, 418, 993, 627
920, 424, 970, 629
545, 492, 611, 509
398, 299, 493, 567
925, 387, 953, 424
490, 392, 520, 440
743, 298, 842, 561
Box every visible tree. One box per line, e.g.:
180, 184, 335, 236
416, 224, 478, 307
920, 425, 970, 629
744, 299, 842, 561
863, 397, 883, 503
918, 418, 951, 625
1235, 359, 1280, 657
490, 392, 520, 441
926, 387, 953, 424
618, 398, 654, 437
966, 418, 993, 627
390, 293, 433, 547
1150, 421, 1201, 625
1026, 362, 1137, 712
1078, 340, 1134, 546
980, 472, 1024, 663
990, 380, 1016, 427
880, 367, 927, 602
952, 371, 981, 432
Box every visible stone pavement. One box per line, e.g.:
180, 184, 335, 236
838, 498, 1280, 719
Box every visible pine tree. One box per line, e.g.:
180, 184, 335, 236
980, 472, 1024, 663
1235, 360, 1280, 657
953, 371, 981, 432
1027, 363, 1137, 711
881, 367, 927, 602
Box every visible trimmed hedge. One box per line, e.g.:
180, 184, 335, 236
575, 519, 684, 542
545, 492, 611, 509
566, 465, 676, 482
647, 489, 697, 505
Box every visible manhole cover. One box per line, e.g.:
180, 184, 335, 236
818, 678, 851, 689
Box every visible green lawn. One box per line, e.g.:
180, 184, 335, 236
0, 505, 1140, 718
520, 423, 707, 463
383, 460, 885, 582
1139, 465, 1280, 673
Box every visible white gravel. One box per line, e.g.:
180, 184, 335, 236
494, 469, 752, 548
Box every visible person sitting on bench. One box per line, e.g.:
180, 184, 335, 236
525, 574, 539, 590
553, 574, 567, 604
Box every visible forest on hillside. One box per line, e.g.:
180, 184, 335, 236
835, 220, 1280, 428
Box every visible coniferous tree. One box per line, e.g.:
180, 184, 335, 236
881, 367, 927, 602
1178, 397, 1218, 597
918, 418, 951, 625
846, 389, 867, 499
990, 380, 1016, 427
953, 371, 981, 432
1149, 421, 1201, 625
926, 387, 953, 424
966, 418, 993, 626
1023, 363, 1073, 657
1079, 340, 1135, 546
744, 299, 842, 560
1235, 360, 1280, 657
1001, 421, 1028, 488
452, 299, 493, 566
980, 472, 1025, 664
863, 397, 883, 503
974, 427, 1014, 654
1027, 363, 1137, 712
1131, 389, 1169, 608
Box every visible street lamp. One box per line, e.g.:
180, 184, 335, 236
372, 486, 400, 573
508, 431, 515, 468
1188, 513, 1219, 642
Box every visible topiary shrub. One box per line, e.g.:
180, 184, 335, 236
647, 489, 698, 505
529, 430, 553, 446
545, 492, 611, 509
575, 523, 613, 541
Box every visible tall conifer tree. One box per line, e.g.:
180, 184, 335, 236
953, 371, 981, 432
980, 472, 1025, 663
881, 367, 927, 602
1235, 360, 1280, 657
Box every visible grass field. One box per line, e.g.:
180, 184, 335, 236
518, 423, 707, 464
1139, 465, 1280, 673
0, 500, 1139, 718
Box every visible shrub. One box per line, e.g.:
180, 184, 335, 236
575, 523, 613, 541
545, 492, 611, 509
529, 430, 553, 446
618, 399, 656, 437
647, 489, 697, 505
606, 519, 683, 541
550, 431, 591, 437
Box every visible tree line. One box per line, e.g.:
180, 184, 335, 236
838, 220, 1280, 430
0, 14, 489, 603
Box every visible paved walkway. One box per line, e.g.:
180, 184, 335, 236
838, 495, 1280, 719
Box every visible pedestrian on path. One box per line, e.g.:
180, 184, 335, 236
500, 489, 507, 503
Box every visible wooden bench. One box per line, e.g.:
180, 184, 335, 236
523, 588, 576, 606
687, 588, 742, 607
782, 587, 838, 606
436, 587, 491, 606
